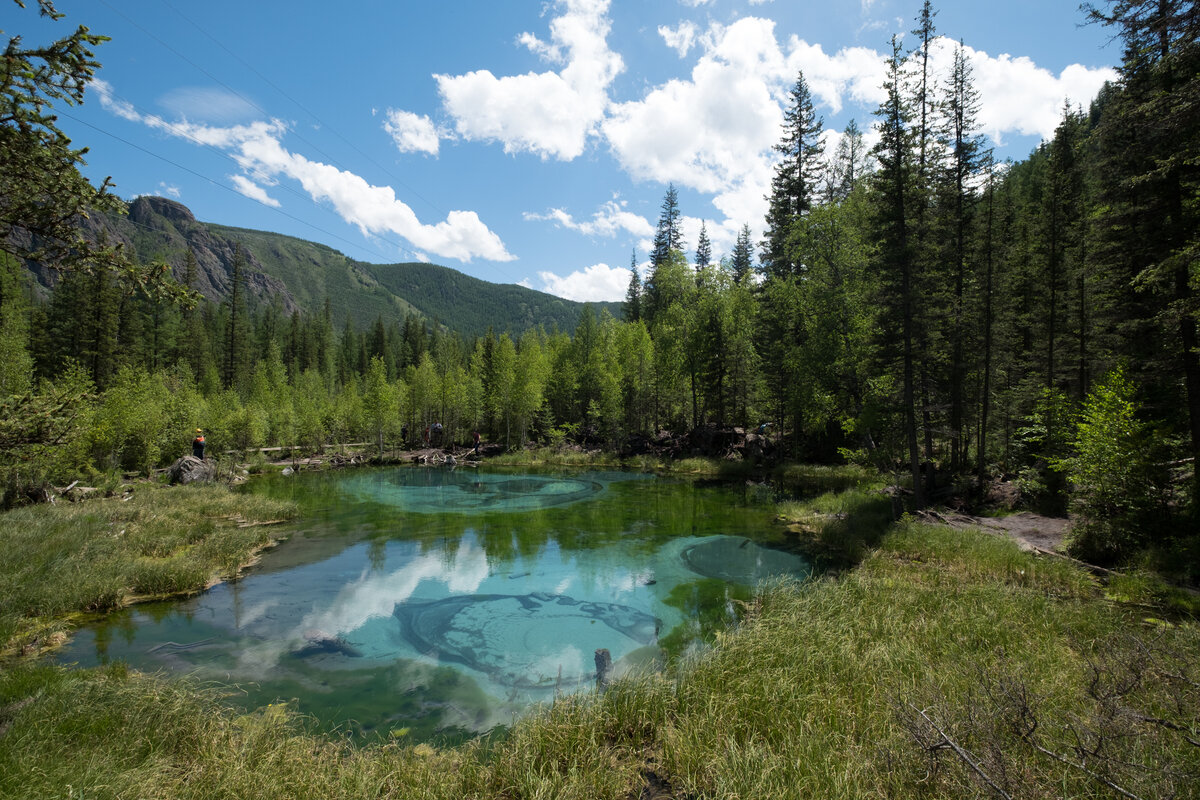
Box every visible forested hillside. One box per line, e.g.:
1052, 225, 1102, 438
1, 0, 1196, 573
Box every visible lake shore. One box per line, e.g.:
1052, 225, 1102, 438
2, 467, 1197, 799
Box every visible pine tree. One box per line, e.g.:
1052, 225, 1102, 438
223, 243, 248, 390
623, 250, 642, 322
827, 119, 870, 202
731, 224, 754, 284
761, 71, 824, 278
872, 36, 922, 507
938, 41, 989, 471
651, 184, 682, 268
695, 222, 712, 271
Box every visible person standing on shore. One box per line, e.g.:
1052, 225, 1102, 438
192, 429, 206, 460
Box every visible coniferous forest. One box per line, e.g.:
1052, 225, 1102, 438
2, 0, 1198, 573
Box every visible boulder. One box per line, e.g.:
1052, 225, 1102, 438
168, 455, 217, 485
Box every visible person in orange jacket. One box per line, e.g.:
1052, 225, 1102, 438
192, 429, 206, 460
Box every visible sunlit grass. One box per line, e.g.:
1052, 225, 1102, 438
3, 466, 1198, 799
3, 523, 1196, 799
0, 484, 297, 656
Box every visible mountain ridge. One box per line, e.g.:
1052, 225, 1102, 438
33, 196, 619, 339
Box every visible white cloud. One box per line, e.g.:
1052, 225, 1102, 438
230, 174, 280, 207
157, 86, 260, 124
536, 262, 630, 302
524, 200, 654, 239
94, 81, 514, 263
941, 39, 1117, 142
158, 182, 181, 198
660, 22, 699, 57
383, 109, 441, 155
681, 0, 714, 6
434, 0, 623, 160
786, 40, 888, 113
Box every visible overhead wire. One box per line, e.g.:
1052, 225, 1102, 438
58, 108, 397, 263
90, 0, 453, 266
158, 0, 448, 220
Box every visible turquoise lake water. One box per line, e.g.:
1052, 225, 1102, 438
56, 466, 811, 743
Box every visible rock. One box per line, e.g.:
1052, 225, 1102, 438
292, 629, 361, 658
281, 466, 293, 476
167, 455, 217, 485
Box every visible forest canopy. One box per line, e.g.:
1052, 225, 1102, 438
1, 0, 1197, 573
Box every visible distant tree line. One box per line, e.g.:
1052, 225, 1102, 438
2, 0, 1196, 569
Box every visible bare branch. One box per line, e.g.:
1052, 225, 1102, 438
907, 703, 1014, 800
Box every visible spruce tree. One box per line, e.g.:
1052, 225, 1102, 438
731, 224, 754, 284
651, 184, 682, 267
761, 71, 824, 278
871, 36, 922, 507
695, 222, 712, 271
223, 243, 248, 390
623, 250, 642, 322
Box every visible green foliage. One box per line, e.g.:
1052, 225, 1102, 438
1013, 387, 1075, 513
1060, 367, 1171, 563
0, 483, 296, 654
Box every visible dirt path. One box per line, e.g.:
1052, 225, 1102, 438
919, 510, 1070, 554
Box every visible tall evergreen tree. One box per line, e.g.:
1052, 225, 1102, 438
761, 71, 824, 278
695, 222, 712, 271
624, 250, 642, 323
1086, 0, 1200, 500
651, 184, 682, 267
223, 243, 248, 390
938, 41, 989, 471
872, 36, 923, 507
731, 224, 754, 284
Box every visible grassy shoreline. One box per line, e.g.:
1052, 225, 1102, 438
0, 483, 298, 658
1, 466, 1197, 799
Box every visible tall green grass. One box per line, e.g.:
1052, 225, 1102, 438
3, 518, 1197, 799
0, 484, 296, 656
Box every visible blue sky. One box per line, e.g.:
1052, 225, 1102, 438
18, 0, 1119, 301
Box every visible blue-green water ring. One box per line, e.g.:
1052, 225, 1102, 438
343, 470, 606, 514
394, 592, 660, 688
680, 536, 812, 584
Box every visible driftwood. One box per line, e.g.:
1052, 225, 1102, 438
595, 648, 612, 690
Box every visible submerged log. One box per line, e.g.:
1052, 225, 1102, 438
595, 648, 612, 690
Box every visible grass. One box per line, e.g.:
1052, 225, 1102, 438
2, 467, 1197, 798
0, 483, 297, 657
2, 498, 1198, 798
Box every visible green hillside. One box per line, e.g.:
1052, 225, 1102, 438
75, 196, 619, 338
205, 223, 422, 329
361, 261, 621, 339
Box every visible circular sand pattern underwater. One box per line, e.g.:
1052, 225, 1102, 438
680, 536, 812, 584
394, 592, 660, 689
345, 470, 606, 514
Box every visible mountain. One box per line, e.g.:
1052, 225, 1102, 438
31, 196, 618, 339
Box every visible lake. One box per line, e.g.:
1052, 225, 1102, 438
56, 466, 811, 743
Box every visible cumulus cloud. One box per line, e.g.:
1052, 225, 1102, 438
157, 86, 260, 124
93, 80, 514, 263
535, 262, 630, 302
524, 200, 653, 239
383, 109, 441, 155
659, 21, 699, 58
434, 0, 623, 160
230, 175, 280, 207
939, 39, 1116, 142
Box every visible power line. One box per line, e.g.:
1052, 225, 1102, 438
93, 0, 450, 265
58, 108, 397, 262
158, 0, 448, 221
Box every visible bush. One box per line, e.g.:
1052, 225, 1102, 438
1059, 368, 1172, 564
